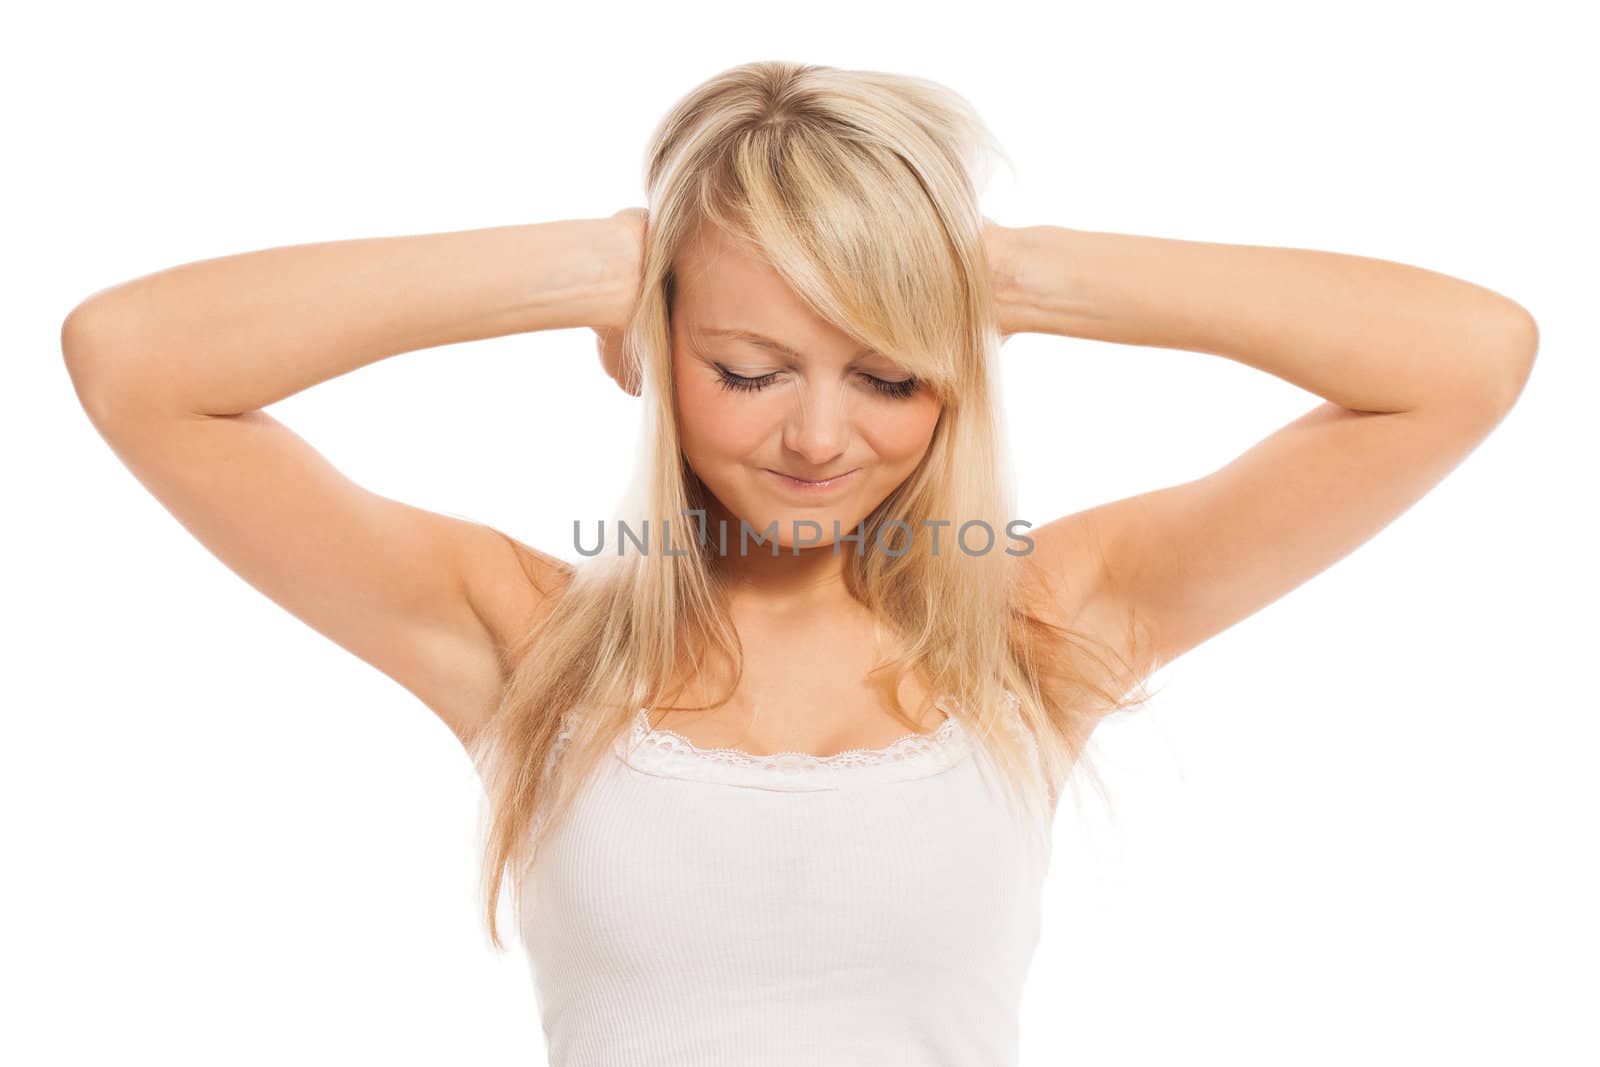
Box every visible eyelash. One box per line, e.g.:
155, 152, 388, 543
713, 365, 919, 400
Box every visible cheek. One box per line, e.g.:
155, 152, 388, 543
867, 398, 943, 465
674, 363, 772, 460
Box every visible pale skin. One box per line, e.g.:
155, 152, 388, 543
61, 209, 1539, 758
647, 219, 951, 750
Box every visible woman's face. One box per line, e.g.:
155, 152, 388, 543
670, 223, 943, 551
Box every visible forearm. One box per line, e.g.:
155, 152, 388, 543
998, 225, 1538, 415
62, 218, 629, 419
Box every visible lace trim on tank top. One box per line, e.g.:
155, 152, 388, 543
612, 699, 976, 790
611, 691, 1032, 791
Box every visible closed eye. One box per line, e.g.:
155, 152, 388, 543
713, 364, 919, 399
713, 366, 780, 393
867, 374, 919, 399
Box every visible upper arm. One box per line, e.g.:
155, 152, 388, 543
1031, 394, 1523, 679
68, 370, 568, 748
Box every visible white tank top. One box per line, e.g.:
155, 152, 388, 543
518, 694, 1055, 1066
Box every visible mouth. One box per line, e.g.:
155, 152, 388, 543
762, 467, 860, 494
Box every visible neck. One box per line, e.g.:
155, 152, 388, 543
702, 495, 856, 615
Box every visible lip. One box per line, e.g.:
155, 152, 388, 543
762, 467, 860, 495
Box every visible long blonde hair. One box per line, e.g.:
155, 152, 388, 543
468, 60, 1159, 951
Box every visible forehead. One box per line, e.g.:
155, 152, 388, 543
673, 223, 808, 320
672, 222, 878, 361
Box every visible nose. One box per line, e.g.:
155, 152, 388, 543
781, 382, 851, 467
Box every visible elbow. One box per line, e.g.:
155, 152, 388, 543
1491, 301, 1539, 411
60, 293, 130, 377
61, 299, 111, 409
61, 297, 145, 427
60, 298, 102, 367
1435, 301, 1539, 426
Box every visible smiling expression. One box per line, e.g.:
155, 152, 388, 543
669, 223, 944, 551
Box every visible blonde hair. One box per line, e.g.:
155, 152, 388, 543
467, 60, 1159, 951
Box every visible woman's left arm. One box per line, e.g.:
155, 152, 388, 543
986, 222, 1540, 674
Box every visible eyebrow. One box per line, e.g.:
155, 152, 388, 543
694, 327, 877, 360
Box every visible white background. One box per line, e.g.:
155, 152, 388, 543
7, 1, 1594, 1064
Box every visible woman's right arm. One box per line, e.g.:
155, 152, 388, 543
61, 216, 642, 748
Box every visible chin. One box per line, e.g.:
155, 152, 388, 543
712, 501, 849, 548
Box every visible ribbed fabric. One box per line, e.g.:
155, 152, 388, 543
518, 696, 1055, 1066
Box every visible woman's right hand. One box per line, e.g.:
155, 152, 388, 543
592, 207, 648, 397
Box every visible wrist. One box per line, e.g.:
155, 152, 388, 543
985, 220, 1051, 339
592, 211, 647, 330
999, 225, 1087, 339
519, 217, 638, 333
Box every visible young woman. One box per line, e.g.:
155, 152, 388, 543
61, 61, 1537, 1066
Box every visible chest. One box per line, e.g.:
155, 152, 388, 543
520, 748, 1051, 1065
648, 622, 947, 758
522, 755, 1048, 987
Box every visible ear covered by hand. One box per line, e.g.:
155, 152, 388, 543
592, 207, 648, 397
982, 215, 1024, 343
